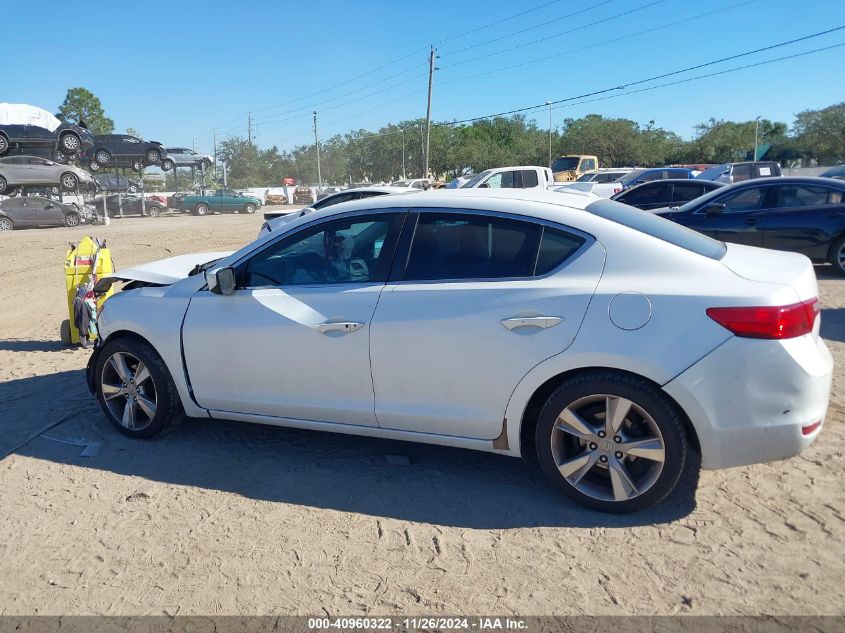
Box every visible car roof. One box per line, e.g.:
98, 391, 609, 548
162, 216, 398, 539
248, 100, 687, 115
627, 178, 725, 186
729, 176, 845, 187
344, 186, 417, 194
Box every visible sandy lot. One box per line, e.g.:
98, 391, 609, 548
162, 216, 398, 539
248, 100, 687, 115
0, 210, 843, 616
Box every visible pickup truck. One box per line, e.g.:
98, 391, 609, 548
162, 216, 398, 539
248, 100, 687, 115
459, 166, 555, 190
551, 155, 599, 182
175, 188, 261, 216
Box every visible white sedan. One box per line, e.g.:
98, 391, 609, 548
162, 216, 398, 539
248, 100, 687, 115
87, 189, 832, 513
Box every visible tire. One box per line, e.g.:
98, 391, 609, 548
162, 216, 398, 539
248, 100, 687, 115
0, 175, 7, 194
59, 319, 72, 345
95, 337, 185, 439
0, 134, 8, 156
61, 172, 79, 191
161, 159, 174, 171
60, 132, 81, 155
95, 149, 111, 165
128, 185, 138, 193
0, 216, 13, 231
828, 234, 845, 276
244, 203, 256, 214
194, 203, 209, 216
64, 212, 81, 227
534, 370, 689, 513
89, 161, 100, 172
146, 149, 161, 164
148, 205, 162, 217
131, 161, 141, 173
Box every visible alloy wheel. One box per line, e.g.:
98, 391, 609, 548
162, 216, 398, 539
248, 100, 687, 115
551, 394, 666, 502
837, 243, 845, 272
96, 150, 110, 164
0, 217, 12, 231
100, 351, 157, 431
0, 176, 6, 193
62, 174, 78, 190
62, 134, 79, 152
65, 213, 80, 227
0, 136, 8, 154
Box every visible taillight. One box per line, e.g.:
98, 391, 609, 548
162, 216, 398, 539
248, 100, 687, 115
706, 298, 819, 339
613, 187, 622, 194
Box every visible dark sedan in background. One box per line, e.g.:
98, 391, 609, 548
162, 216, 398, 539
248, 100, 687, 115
94, 173, 141, 193
653, 177, 845, 274
0, 120, 93, 157
93, 194, 165, 218
611, 179, 725, 210
0, 195, 97, 230
83, 134, 166, 172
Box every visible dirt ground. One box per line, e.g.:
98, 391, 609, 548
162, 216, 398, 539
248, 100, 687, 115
0, 209, 843, 616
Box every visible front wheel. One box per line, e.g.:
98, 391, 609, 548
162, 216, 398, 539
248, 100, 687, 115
0, 134, 8, 156
146, 149, 161, 164
89, 161, 100, 172
61, 172, 80, 191
64, 212, 81, 227
194, 203, 209, 216
160, 159, 174, 171
128, 185, 138, 193
534, 371, 689, 513
131, 160, 142, 173
95, 337, 185, 438
0, 175, 7, 193
828, 235, 845, 276
95, 149, 111, 165
147, 205, 162, 217
60, 132, 81, 155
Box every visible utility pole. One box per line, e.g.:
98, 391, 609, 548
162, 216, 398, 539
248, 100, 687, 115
546, 101, 553, 167
313, 111, 323, 190
423, 46, 437, 180
401, 129, 406, 180
213, 130, 217, 180
754, 115, 761, 161
248, 112, 254, 145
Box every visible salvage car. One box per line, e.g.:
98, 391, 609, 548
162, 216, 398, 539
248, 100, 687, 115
653, 177, 845, 274
93, 194, 166, 218
94, 173, 141, 193
0, 155, 94, 194
176, 188, 261, 215
87, 189, 831, 513
611, 179, 725, 210
0, 195, 96, 229
84, 134, 166, 170
160, 148, 213, 172
0, 103, 93, 157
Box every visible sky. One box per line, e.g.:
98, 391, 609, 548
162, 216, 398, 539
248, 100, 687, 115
3, 0, 844, 155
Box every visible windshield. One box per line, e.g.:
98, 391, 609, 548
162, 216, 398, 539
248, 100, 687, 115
696, 164, 730, 180
390, 180, 410, 187
461, 170, 493, 188
618, 169, 647, 186
552, 157, 580, 172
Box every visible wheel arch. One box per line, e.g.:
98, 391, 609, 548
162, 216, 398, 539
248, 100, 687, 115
87, 330, 157, 394
515, 366, 701, 464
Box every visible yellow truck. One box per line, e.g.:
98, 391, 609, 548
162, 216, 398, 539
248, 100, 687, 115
551, 154, 599, 182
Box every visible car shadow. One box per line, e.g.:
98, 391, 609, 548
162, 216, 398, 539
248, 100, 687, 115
2, 369, 699, 529
0, 339, 73, 352
821, 308, 845, 343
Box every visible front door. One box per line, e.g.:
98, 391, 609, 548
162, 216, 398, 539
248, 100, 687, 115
182, 211, 405, 425
28, 197, 64, 226
370, 210, 605, 440
679, 185, 774, 247
760, 184, 845, 260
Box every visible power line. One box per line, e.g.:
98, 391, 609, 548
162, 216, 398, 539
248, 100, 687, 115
438, 26, 845, 125
440, 0, 618, 58
437, 0, 565, 45
440, 0, 667, 69
439, 0, 757, 86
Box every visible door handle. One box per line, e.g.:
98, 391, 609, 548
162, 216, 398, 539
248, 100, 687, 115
317, 321, 364, 334
500, 316, 563, 330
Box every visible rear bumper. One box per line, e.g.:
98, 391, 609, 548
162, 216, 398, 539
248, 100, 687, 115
664, 334, 832, 470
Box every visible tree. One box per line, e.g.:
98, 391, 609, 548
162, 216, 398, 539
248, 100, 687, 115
57, 87, 114, 134
793, 103, 845, 164
690, 118, 788, 163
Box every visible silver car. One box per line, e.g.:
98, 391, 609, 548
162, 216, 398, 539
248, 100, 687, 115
0, 155, 94, 194
160, 148, 213, 171
0, 195, 97, 230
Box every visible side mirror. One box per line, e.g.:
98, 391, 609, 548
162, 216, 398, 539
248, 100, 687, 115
704, 203, 726, 216
45, 203, 54, 209
207, 267, 236, 295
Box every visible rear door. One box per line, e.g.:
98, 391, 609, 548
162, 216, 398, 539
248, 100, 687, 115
621, 182, 671, 210
760, 184, 845, 260
671, 182, 708, 205
369, 209, 604, 440
0, 198, 28, 225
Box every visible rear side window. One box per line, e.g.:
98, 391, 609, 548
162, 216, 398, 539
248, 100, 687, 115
403, 213, 586, 281
521, 170, 539, 188
732, 164, 752, 181
535, 229, 586, 275
672, 183, 704, 202
622, 183, 667, 205
586, 198, 727, 260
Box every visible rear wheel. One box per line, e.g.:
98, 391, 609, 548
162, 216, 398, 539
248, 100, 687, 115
194, 203, 209, 216
128, 185, 138, 193
0, 216, 13, 231
95, 149, 111, 165
60, 132, 81, 155
0, 175, 7, 193
146, 149, 161, 164
61, 172, 79, 191
89, 161, 100, 172
160, 158, 174, 171
95, 337, 185, 438
0, 134, 8, 156
244, 203, 256, 214
131, 160, 142, 173
64, 212, 81, 227
829, 235, 845, 276
147, 205, 162, 217
534, 370, 688, 513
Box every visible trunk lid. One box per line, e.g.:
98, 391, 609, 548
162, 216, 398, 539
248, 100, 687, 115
721, 243, 818, 302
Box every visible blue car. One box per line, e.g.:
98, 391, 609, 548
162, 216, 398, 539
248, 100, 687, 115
617, 167, 694, 190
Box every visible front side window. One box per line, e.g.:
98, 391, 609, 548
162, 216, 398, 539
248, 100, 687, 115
712, 187, 768, 213
404, 213, 544, 281
732, 164, 752, 181
245, 214, 399, 287
483, 171, 516, 188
